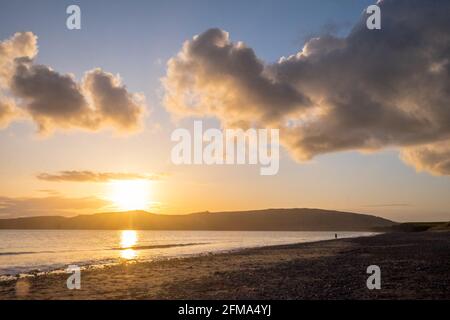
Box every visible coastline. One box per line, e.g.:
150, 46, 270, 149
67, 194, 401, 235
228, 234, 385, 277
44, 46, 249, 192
0, 231, 376, 279
0, 231, 449, 299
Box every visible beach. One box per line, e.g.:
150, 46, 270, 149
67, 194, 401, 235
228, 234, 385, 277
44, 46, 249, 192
0, 232, 449, 300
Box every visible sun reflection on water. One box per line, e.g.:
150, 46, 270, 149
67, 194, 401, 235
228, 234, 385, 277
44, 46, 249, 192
120, 230, 138, 259
120, 248, 137, 259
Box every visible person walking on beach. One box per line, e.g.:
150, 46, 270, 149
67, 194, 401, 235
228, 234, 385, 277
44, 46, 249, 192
335, 233, 338, 239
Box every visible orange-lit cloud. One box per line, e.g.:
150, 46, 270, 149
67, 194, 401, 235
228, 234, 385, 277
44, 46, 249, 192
0, 195, 109, 218
401, 141, 450, 176
0, 96, 17, 128
0, 32, 37, 87
163, 0, 450, 176
36, 170, 163, 183
163, 28, 310, 127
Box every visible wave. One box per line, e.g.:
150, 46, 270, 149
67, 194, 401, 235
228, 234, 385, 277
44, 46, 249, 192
0, 251, 37, 256
0, 243, 207, 257
110, 242, 206, 250
0, 249, 89, 256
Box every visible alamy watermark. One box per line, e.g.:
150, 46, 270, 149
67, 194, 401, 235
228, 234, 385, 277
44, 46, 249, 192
366, 265, 381, 290
65, 4, 379, 31
66, 265, 81, 290
171, 121, 280, 176
66, 5, 81, 30
366, 4, 381, 30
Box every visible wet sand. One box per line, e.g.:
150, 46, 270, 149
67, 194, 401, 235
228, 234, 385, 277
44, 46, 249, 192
0, 232, 449, 300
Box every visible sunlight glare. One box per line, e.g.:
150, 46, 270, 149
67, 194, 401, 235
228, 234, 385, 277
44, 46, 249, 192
108, 180, 152, 211
120, 230, 137, 248
120, 248, 137, 260
120, 230, 138, 260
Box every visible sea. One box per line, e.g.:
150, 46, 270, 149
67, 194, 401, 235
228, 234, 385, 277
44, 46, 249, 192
0, 230, 376, 278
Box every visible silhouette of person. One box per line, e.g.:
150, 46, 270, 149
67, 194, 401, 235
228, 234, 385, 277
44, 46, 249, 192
335, 233, 338, 239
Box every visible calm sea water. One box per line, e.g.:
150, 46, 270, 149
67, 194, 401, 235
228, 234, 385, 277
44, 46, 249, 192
0, 230, 376, 277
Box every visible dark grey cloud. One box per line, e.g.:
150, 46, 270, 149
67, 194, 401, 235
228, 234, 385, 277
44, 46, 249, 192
275, 0, 450, 161
82, 69, 145, 132
163, 28, 310, 127
11, 58, 95, 133
163, 0, 450, 176
0, 32, 146, 135
36, 170, 163, 183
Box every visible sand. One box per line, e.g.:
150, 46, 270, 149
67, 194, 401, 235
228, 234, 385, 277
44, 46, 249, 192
0, 232, 449, 300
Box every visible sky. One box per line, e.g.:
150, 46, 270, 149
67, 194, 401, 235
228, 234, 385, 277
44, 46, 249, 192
0, 0, 449, 222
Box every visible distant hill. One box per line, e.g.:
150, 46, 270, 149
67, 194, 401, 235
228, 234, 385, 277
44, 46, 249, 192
389, 221, 450, 232
0, 208, 396, 231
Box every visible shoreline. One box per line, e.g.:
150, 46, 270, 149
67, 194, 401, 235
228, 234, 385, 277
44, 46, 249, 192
0, 231, 377, 280
0, 231, 449, 299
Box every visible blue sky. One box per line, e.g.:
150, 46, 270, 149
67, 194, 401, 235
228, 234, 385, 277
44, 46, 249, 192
0, 0, 449, 221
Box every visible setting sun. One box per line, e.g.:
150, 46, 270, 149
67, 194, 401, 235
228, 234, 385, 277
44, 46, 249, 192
107, 180, 152, 211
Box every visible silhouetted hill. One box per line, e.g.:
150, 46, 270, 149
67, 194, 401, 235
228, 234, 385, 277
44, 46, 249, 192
0, 208, 396, 231
388, 221, 450, 232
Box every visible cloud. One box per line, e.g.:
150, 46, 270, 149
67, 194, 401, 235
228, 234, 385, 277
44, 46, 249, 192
37, 189, 61, 196
0, 195, 109, 218
163, 0, 450, 176
11, 58, 94, 133
0, 96, 17, 128
0, 32, 36, 128
0, 32, 146, 134
36, 170, 163, 183
362, 203, 411, 208
163, 28, 310, 127
82, 69, 145, 132
401, 141, 450, 176
0, 32, 37, 87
